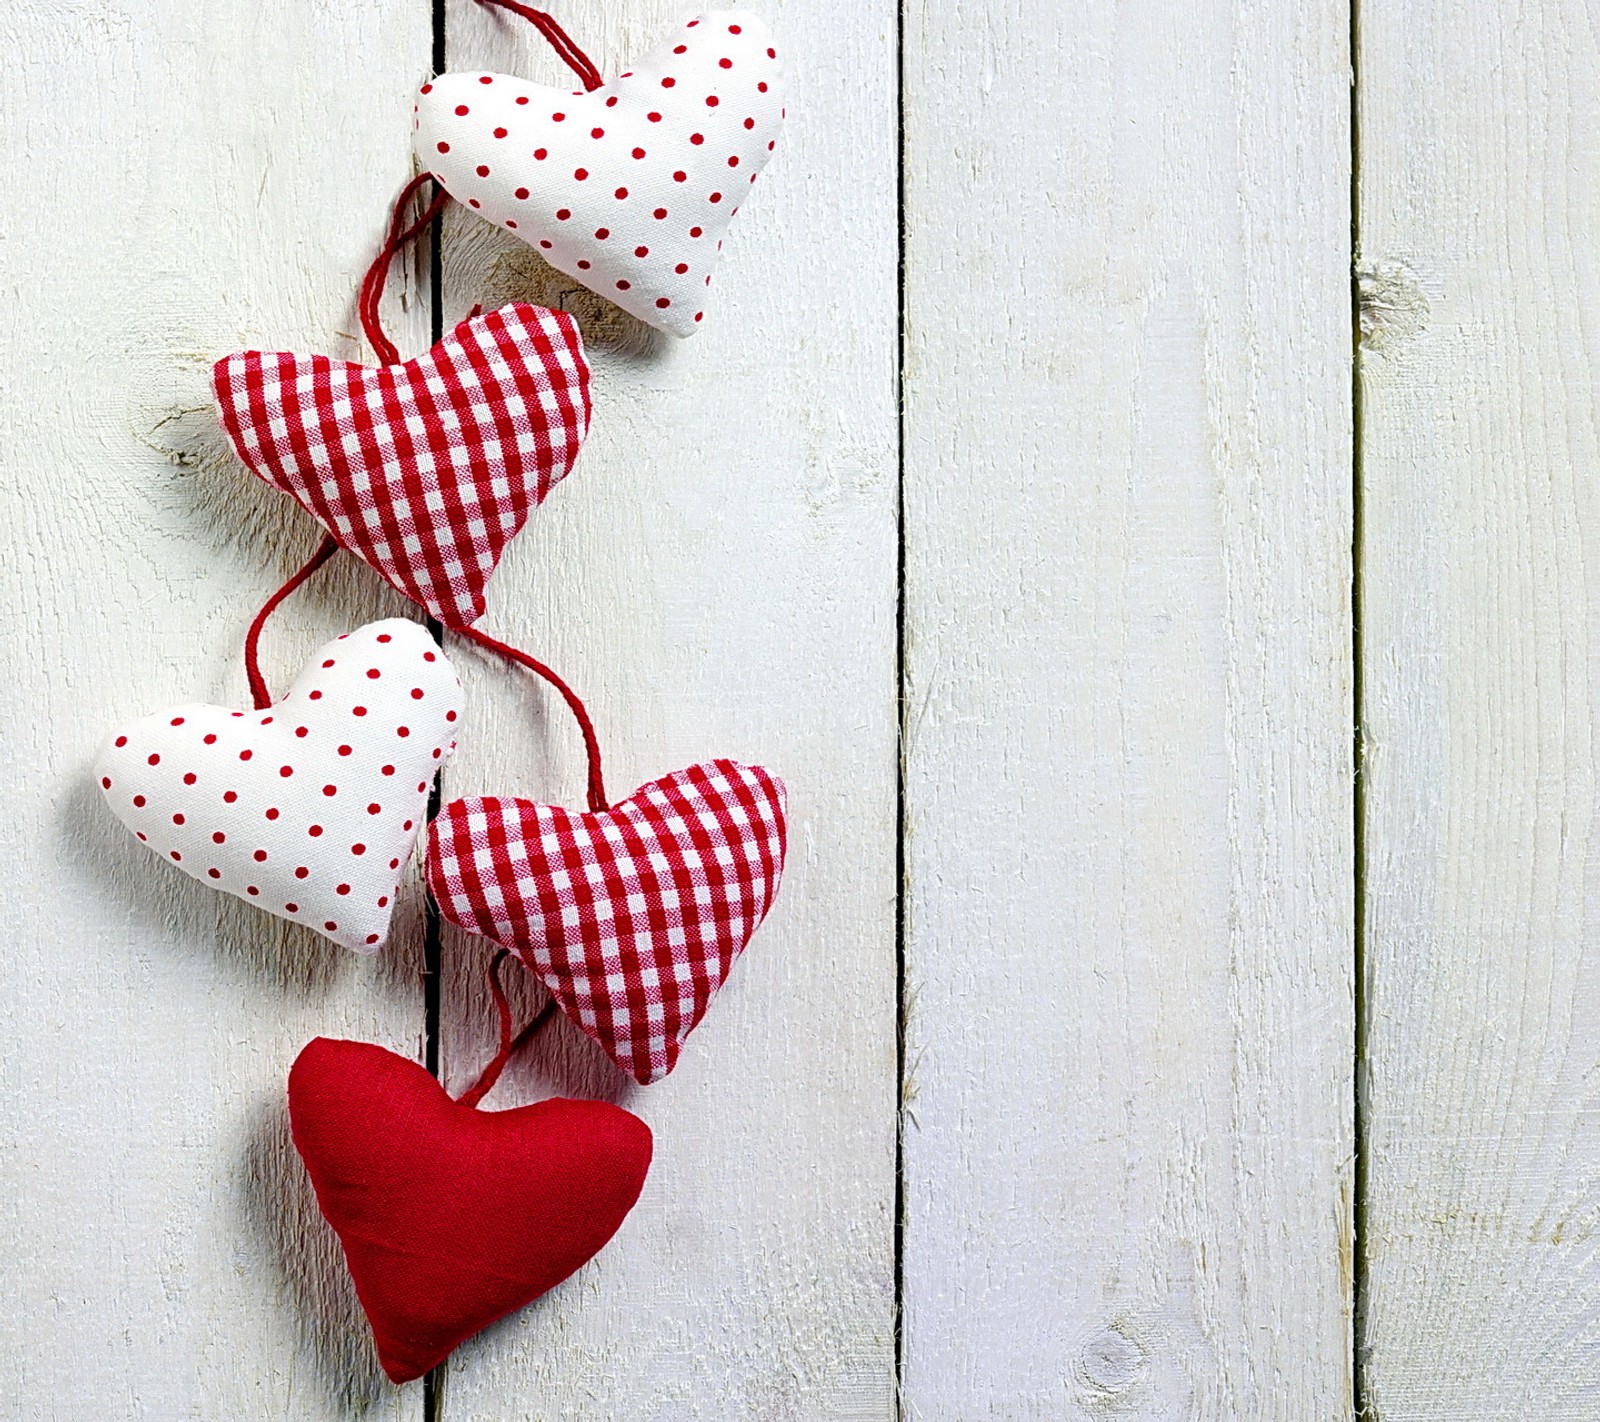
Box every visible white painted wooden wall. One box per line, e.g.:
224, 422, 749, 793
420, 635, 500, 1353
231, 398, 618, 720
1, 0, 1596, 1417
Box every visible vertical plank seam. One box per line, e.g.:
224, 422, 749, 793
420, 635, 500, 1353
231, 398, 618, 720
893, 0, 909, 1418
424, 5, 448, 1085
1349, 0, 1370, 1411
424, 5, 449, 1420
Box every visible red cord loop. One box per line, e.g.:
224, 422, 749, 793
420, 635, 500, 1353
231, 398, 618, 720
357, 173, 451, 365
239, 545, 607, 811
476, 0, 604, 91
457, 950, 558, 1108
454, 624, 609, 812
357, 8, 602, 362
243, 535, 341, 709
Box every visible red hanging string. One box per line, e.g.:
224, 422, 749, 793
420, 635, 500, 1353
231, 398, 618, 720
240, 542, 608, 809
358, 172, 451, 366
248, 150, 610, 788
453, 624, 609, 812
475, 0, 605, 92
456, 949, 559, 1108
356, 7, 602, 363
244, 535, 341, 709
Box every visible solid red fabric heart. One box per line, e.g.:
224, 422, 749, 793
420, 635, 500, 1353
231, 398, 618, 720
213, 302, 591, 628
428, 759, 787, 1084
287, 1036, 652, 1383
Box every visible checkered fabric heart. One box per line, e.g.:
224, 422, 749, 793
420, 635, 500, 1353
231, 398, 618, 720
428, 760, 787, 1084
213, 302, 591, 628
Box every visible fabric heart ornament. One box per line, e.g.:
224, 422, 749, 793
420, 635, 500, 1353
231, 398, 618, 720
428, 758, 787, 1083
213, 302, 591, 628
96, 620, 461, 952
414, 10, 785, 337
289, 1035, 652, 1383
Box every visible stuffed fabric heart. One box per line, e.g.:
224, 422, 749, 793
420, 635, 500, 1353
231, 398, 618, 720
213, 303, 591, 628
415, 11, 785, 337
289, 1036, 652, 1383
428, 759, 787, 1083
96, 620, 460, 952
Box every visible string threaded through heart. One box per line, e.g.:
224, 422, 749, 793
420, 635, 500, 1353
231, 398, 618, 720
452, 624, 608, 811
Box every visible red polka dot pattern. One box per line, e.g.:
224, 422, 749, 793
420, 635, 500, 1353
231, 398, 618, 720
413, 11, 784, 338
96, 620, 463, 954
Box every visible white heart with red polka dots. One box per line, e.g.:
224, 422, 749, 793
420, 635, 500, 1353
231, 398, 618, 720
414, 10, 784, 338
96, 620, 462, 954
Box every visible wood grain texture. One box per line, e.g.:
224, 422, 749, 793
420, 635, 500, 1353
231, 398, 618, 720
899, 3, 1355, 1417
429, 2, 900, 1418
1358, 2, 1600, 1414
0, 1, 433, 1415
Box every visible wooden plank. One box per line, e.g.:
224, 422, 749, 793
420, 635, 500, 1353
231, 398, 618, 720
431, 2, 899, 1417
1357, 3, 1600, 1414
0, 2, 432, 1415
900, 2, 1355, 1416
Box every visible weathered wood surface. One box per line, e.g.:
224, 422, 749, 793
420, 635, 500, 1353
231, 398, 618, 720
1357, 2, 1600, 1415
0, 1, 433, 1416
899, 2, 1356, 1417
432, 1, 900, 1417
15, 0, 1600, 1417
0, 0, 897, 1418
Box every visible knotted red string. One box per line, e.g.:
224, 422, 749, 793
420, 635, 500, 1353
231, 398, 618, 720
357, 173, 451, 366
476, 0, 605, 92
457, 950, 558, 1108
244, 535, 341, 709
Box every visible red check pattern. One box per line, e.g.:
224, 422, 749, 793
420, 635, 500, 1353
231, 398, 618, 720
429, 760, 788, 1085
213, 302, 591, 628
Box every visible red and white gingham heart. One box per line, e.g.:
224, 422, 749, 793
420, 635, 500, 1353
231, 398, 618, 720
97, 620, 462, 953
414, 11, 785, 337
428, 760, 787, 1083
213, 303, 591, 628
